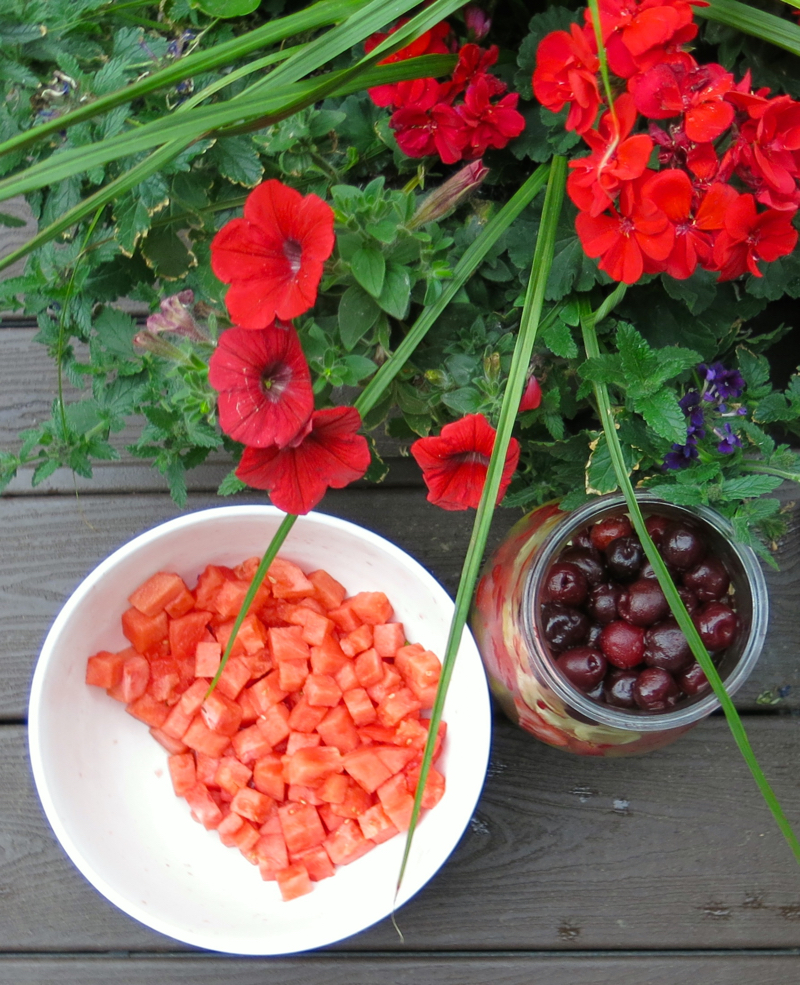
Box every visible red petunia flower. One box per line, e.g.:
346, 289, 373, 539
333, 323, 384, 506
208, 323, 314, 448
567, 93, 654, 215
456, 76, 526, 158
391, 80, 469, 163
410, 413, 521, 511
235, 406, 371, 515
533, 24, 601, 134
210, 180, 335, 330
712, 193, 798, 280
364, 19, 451, 108
575, 175, 675, 283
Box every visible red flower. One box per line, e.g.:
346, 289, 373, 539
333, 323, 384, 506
447, 43, 506, 101
519, 376, 543, 412
457, 76, 525, 157
712, 193, 798, 280
210, 180, 335, 329
533, 24, 601, 134
235, 407, 371, 514
390, 80, 469, 163
575, 176, 674, 283
630, 61, 734, 142
410, 413, 521, 511
365, 19, 451, 109
208, 324, 313, 448
592, 0, 699, 79
567, 93, 654, 215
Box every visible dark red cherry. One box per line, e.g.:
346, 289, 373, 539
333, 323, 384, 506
572, 526, 595, 551
605, 536, 644, 582
556, 646, 608, 691
677, 660, 710, 695
560, 547, 605, 587
541, 603, 589, 650
644, 514, 671, 546
683, 555, 730, 602
587, 582, 621, 624
586, 622, 603, 648
542, 561, 588, 606
661, 522, 706, 571
604, 669, 639, 708
633, 667, 681, 711
677, 584, 699, 615
693, 601, 739, 651
618, 578, 670, 627
644, 618, 693, 672
599, 620, 645, 669
591, 515, 633, 551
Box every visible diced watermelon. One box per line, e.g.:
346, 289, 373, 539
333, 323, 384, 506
194, 564, 237, 611
286, 606, 334, 647
334, 660, 359, 693
182, 715, 233, 757
278, 802, 327, 855
277, 657, 309, 694
357, 803, 399, 845
376, 773, 415, 831
231, 787, 274, 824
316, 704, 360, 753
85, 650, 125, 689
343, 746, 394, 793
342, 687, 377, 726
270, 626, 310, 663
286, 731, 321, 756
294, 844, 336, 881
214, 756, 252, 796
201, 690, 243, 737
323, 818, 375, 865
354, 648, 385, 688
275, 863, 313, 901
373, 622, 406, 657
126, 692, 169, 728
147, 656, 180, 703
169, 610, 213, 663
256, 832, 289, 880
307, 569, 347, 610
405, 763, 446, 809
317, 771, 349, 804
284, 746, 344, 787
128, 572, 187, 618
168, 752, 196, 796
304, 673, 342, 708
165, 586, 196, 619
329, 778, 373, 819
257, 702, 291, 747
149, 726, 188, 755
195, 752, 221, 787
288, 696, 329, 733
376, 687, 422, 728
184, 782, 224, 830
366, 664, 403, 704
349, 591, 393, 626
253, 754, 285, 802
231, 722, 273, 764
195, 641, 221, 678
121, 608, 169, 654
340, 624, 373, 657
310, 636, 349, 676
327, 603, 362, 634
268, 558, 315, 599
215, 654, 255, 700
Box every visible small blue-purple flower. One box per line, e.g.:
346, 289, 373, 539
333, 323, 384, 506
714, 423, 742, 454
699, 362, 745, 403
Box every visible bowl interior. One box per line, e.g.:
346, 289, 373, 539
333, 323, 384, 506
28, 506, 491, 955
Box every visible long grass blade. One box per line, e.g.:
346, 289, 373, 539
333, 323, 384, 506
395, 156, 568, 896
577, 295, 800, 865
698, 0, 800, 57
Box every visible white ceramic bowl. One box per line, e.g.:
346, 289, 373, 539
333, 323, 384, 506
28, 505, 491, 955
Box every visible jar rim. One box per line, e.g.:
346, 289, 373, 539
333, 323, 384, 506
521, 494, 769, 731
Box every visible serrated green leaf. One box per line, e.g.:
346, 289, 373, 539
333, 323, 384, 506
586, 433, 636, 495
578, 352, 622, 384
737, 347, 772, 392
660, 268, 719, 314
93, 307, 139, 360
338, 284, 380, 350
721, 474, 785, 498
219, 470, 247, 496
210, 135, 264, 187
643, 481, 706, 506
634, 388, 687, 444
113, 195, 151, 255
377, 263, 411, 319
350, 246, 386, 298
32, 458, 59, 486
754, 391, 789, 423
541, 318, 578, 358
141, 227, 196, 280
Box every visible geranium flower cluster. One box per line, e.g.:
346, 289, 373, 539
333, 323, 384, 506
366, 19, 525, 164
533, 0, 800, 284
208, 179, 371, 515
662, 361, 747, 469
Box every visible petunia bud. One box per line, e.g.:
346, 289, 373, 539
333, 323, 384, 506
464, 5, 491, 41
133, 330, 185, 361
408, 160, 489, 229
519, 376, 542, 412
146, 289, 206, 341
484, 351, 500, 381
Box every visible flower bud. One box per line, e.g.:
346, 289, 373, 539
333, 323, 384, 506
484, 351, 500, 381
146, 289, 206, 341
465, 5, 491, 42
133, 330, 185, 360
519, 376, 542, 412
408, 160, 489, 229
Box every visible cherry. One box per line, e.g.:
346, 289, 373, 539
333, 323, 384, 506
604, 669, 639, 708
557, 647, 607, 691
633, 667, 681, 711
677, 584, 699, 615
693, 601, 739, 651
661, 522, 706, 571
572, 526, 595, 551
586, 622, 603, 648
618, 578, 669, 627
541, 603, 589, 651
542, 561, 588, 606
599, 620, 645, 669
683, 555, 730, 602
677, 660, 710, 695
587, 582, 621, 624
590, 515, 633, 551
644, 618, 693, 672
560, 547, 604, 587
605, 536, 644, 582
644, 514, 671, 546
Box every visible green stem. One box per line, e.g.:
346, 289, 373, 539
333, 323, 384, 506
395, 156, 568, 896
740, 461, 800, 484
578, 295, 800, 866
206, 514, 298, 697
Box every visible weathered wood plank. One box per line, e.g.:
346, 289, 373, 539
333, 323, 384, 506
0, 953, 798, 985
1, 489, 798, 718
0, 197, 36, 282
3, 717, 800, 951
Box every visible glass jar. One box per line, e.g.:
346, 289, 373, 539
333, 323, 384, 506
470, 494, 769, 756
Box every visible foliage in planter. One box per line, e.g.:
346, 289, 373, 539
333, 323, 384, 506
2, 0, 800, 571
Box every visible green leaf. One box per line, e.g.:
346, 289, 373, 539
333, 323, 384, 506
0, 210, 25, 228
634, 388, 687, 444
369, 220, 399, 244
660, 268, 719, 314
541, 318, 578, 359
92, 307, 139, 360
340, 354, 378, 384
350, 246, 386, 298
141, 227, 197, 280
218, 470, 247, 496
578, 352, 622, 385
113, 195, 151, 256
194, 0, 261, 14
210, 135, 264, 188
338, 284, 380, 349
721, 475, 785, 498
587, 432, 636, 495
377, 263, 411, 319
441, 386, 482, 415
643, 481, 706, 506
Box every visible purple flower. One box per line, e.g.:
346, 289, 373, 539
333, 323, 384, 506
714, 423, 742, 454
663, 439, 699, 470
699, 362, 745, 403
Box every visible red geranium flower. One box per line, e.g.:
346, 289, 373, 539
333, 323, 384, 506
592, 0, 699, 79
410, 413, 521, 511
447, 43, 506, 101
575, 175, 674, 283
235, 407, 371, 515
365, 19, 451, 108
533, 24, 601, 134
712, 193, 798, 280
210, 180, 335, 329
391, 80, 469, 163
630, 61, 734, 142
208, 323, 314, 448
457, 76, 525, 157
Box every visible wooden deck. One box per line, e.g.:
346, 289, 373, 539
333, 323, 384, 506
3, 289, 800, 979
